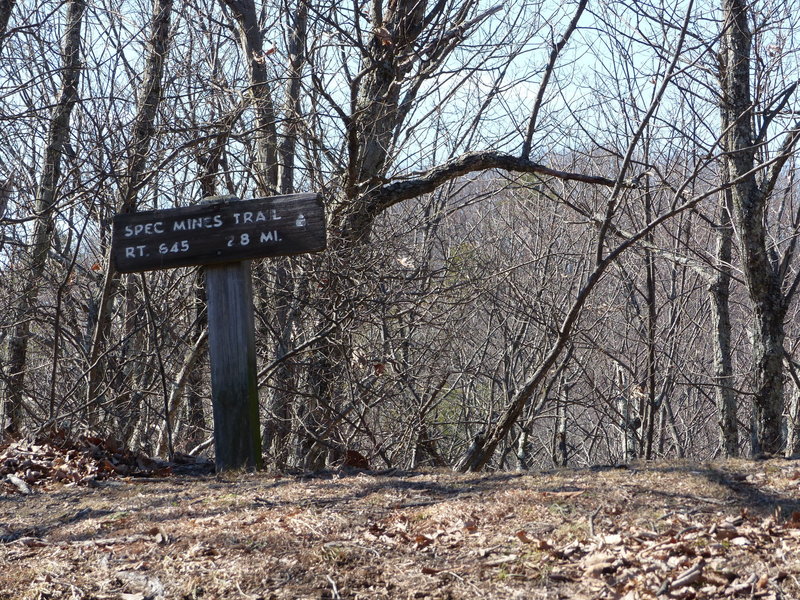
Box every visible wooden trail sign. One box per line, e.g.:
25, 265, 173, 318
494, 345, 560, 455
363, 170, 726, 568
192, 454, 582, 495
111, 193, 325, 273
110, 194, 326, 472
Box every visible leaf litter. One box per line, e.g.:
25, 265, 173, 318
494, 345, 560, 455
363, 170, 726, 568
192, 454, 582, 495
1, 436, 800, 599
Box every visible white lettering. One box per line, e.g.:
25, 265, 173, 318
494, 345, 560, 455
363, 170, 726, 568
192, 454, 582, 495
172, 215, 225, 231
259, 231, 280, 242
159, 241, 190, 254
125, 245, 147, 257
129, 222, 165, 237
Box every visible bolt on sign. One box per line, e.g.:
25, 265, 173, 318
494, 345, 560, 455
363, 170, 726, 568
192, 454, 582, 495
110, 194, 326, 472
112, 193, 326, 273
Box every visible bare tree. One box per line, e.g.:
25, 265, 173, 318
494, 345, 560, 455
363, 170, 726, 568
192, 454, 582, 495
2, 0, 85, 434
86, 0, 174, 426
720, 0, 800, 455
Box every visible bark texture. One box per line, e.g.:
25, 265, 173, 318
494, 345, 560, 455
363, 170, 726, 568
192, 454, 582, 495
720, 0, 795, 455
708, 191, 739, 456
220, 0, 279, 194
0, 0, 14, 53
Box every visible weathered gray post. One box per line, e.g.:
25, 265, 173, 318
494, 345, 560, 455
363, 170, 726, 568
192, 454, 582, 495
111, 193, 326, 471
205, 259, 261, 470
203, 196, 261, 471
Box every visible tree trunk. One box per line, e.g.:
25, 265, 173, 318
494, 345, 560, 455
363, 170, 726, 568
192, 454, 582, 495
263, 0, 308, 469
263, 259, 295, 468
750, 309, 785, 455
709, 188, 738, 456
642, 191, 658, 460
618, 395, 638, 463
786, 382, 800, 458
664, 394, 685, 458
0, 0, 14, 53
516, 428, 531, 471
720, 0, 786, 455
86, 0, 174, 423
185, 275, 209, 453
219, 0, 278, 194
154, 329, 208, 456
2, 0, 84, 434
552, 386, 568, 467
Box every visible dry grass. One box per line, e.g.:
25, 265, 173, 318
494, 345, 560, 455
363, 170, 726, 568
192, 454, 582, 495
2, 459, 800, 599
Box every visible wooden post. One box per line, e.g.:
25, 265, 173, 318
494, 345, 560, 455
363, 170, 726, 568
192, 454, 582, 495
205, 257, 262, 471
111, 193, 326, 472
202, 194, 260, 471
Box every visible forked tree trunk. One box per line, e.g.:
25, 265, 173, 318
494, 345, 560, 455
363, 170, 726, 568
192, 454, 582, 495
720, 0, 789, 455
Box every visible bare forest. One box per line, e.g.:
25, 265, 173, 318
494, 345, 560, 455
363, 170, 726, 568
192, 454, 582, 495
3, 0, 800, 473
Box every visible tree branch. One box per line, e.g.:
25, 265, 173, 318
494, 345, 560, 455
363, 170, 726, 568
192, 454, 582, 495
370, 151, 617, 215
522, 0, 587, 157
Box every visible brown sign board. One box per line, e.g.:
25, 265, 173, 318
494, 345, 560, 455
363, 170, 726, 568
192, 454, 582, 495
111, 193, 326, 273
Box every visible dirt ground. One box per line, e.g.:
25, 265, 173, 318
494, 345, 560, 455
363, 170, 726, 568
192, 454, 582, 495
3, 456, 800, 599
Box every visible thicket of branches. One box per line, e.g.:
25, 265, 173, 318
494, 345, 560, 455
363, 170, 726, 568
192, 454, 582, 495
3, 0, 800, 471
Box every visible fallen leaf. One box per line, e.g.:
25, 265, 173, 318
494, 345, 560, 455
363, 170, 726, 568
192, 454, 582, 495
583, 553, 617, 578
462, 520, 478, 533
710, 522, 738, 540
515, 530, 534, 544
